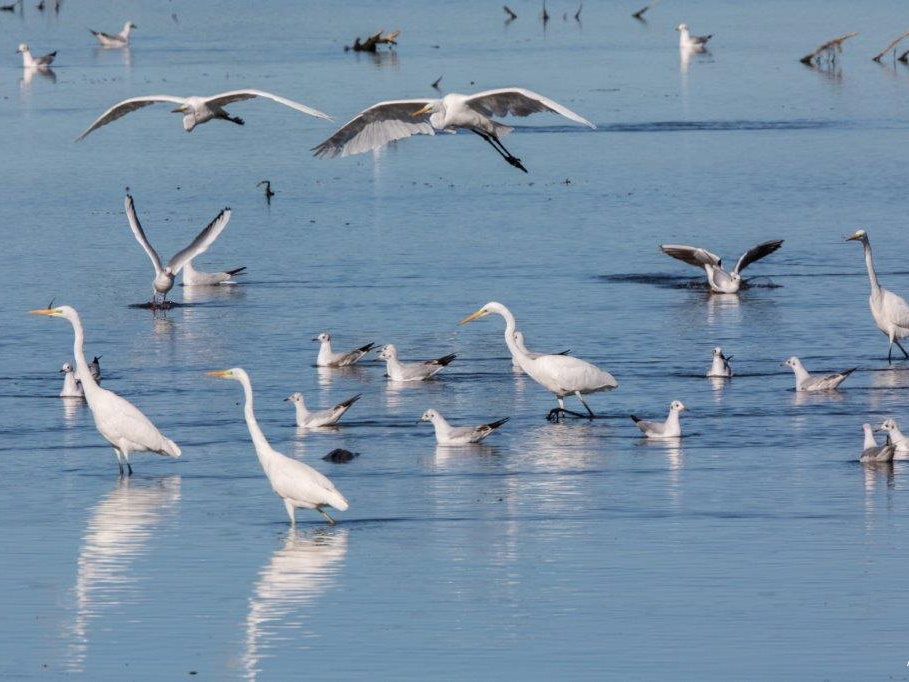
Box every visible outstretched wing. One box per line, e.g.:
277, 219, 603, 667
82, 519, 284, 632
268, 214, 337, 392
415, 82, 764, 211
124, 194, 163, 275
166, 208, 232, 274
464, 88, 595, 128
733, 239, 783, 274
659, 244, 722, 269
312, 99, 435, 158
76, 95, 186, 141
204, 89, 332, 121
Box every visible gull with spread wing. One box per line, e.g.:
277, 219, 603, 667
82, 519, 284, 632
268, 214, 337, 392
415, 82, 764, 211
660, 239, 783, 293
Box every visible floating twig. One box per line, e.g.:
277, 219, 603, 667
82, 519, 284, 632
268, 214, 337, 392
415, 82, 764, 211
799, 32, 858, 66
872, 28, 909, 62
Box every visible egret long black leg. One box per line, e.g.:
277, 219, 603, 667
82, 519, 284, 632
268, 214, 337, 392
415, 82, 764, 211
896, 339, 909, 359
575, 391, 595, 418
472, 130, 528, 172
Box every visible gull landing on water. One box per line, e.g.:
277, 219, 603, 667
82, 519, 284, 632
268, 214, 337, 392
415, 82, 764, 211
314, 333, 375, 367
313, 88, 595, 173
861, 423, 895, 463
782, 357, 855, 392
285, 392, 361, 428
17, 43, 56, 68
376, 344, 456, 382
76, 90, 332, 141
676, 23, 712, 49
89, 21, 135, 48
632, 400, 687, 439
419, 409, 509, 445
707, 346, 732, 378
660, 240, 783, 293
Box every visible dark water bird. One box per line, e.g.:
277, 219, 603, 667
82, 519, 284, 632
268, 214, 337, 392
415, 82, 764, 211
256, 180, 274, 203
345, 30, 400, 53
323, 449, 359, 463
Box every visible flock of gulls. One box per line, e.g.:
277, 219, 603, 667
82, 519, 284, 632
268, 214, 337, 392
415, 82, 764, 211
20, 12, 909, 526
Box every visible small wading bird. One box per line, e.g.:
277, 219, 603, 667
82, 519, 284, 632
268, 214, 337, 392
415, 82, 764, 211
17, 43, 56, 68
59, 362, 84, 398
285, 392, 361, 428
782, 357, 855, 392
861, 423, 895, 463
676, 23, 712, 49
660, 239, 783, 293
207, 368, 349, 525
876, 419, 909, 458
707, 346, 732, 378
76, 89, 332, 140
460, 302, 617, 421
125, 193, 231, 308
89, 21, 136, 48
376, 344, 456, 382
312, 88, 595, 172
846, 229, 909, 363
419, 409, 508, 445
314, 332, 375, 367
31, 306, 181, 475
632, 400, 687, 439
182, 259, 246, 286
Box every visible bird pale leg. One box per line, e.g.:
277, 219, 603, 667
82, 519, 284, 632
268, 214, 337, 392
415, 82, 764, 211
114, 448, 124, 476
284, 499, 296, 525
318, 507, 336, 525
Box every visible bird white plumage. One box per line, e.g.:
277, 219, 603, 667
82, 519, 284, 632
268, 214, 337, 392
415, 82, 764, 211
660, 240, 783, 293
376, 344, 456, 382
182, 259, 246, 286
89, 21, 135, 48
632, 400, 688, 439
460, 301, 617, 420
208, 368, 348, 524
676, 24, 712, 49
875, 419, 909, 459
59, 362, 84, 398
782, 357, 855, 392
419, 409, 508, 445
76, 89, 332, 141
285, 392, 361, 428
32, 306, 180, 475
707, 347, 732, 378
861, 423, 895, 463
313, 332, 375, 367
17, 43, 56, 68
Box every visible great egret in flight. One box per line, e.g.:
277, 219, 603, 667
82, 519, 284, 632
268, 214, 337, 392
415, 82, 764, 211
631, 400, 687, 439
313, 88, 595, 172
419, 409, 508, 445
207, 368, 349, 525
125, 193, 231, 307
781, 357, 855, 392
846, 229, 909, 363
31, 306, 181, 475
77, 89, 332, 141
459, 301, 617, 420
660, 240, 783, 293
313, 333, 375, 367
376, 344, 456, 382
89, 21, 136, 48
285, 392, 361, 428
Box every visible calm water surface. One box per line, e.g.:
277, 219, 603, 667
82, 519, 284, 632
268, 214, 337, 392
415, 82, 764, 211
3, 0, 909, 678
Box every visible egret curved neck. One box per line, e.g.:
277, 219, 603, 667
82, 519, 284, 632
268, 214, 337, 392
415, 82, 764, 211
862, 241, 880, 293
68, 316, 100, 396
499, 310, 529, 364
238, 377, 271, 464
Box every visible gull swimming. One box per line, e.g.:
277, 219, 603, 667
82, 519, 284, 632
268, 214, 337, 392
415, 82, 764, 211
707, 346, 732, 378
376, 344, 456, 382
660, 240, 783, 293
460, 302, 617, 421
632, 400, 687, 439
59, 362, 84, 398
419, 409, 508, 445
207, 368, 348, 525
125, 193, 231, 307
782, 357, 855, 392
31, 306, 181, 475
77, 89, 332, 141
314, 333, 375, 367
861, 423, 895, 463
89, 355, 102, 381
89, 21, 135, 48
312, 88, 595, 172
846, 229, 909, 363
875, 419, 909, 458
285, 392, 361, 428
17, 43, 56, 68
676, 23, 712, 49
182, 259, 245, 286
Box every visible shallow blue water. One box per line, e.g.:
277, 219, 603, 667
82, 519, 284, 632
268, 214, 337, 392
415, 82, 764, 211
3, 0, 909, 678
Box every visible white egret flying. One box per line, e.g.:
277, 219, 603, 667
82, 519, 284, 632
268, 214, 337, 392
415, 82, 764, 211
89, 21, 136, 48
419, 409, 508, 445
861, 423, 895, 463
285, 392, 361, 428
846, 229, 909, 363
77, 89, 332, 141
676, 24, 712, 49
17, 43, 56, 68
707, 347, 732, 378
125, 193, 231, 307
31, 306, 181, 475
460, 301, 617, 420
312, 88, 595, 172
782, 357, 855, 392
207, 368, 349, 525
631, 400, 688, 439
376, 344, 456, 382
59, 362, 84, 398
313, 333, 375, 367
660, 240, 783, 293
182, 259, 246, 286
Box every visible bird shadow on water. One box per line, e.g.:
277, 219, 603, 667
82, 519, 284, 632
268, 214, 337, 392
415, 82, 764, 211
596, 273, 782, 290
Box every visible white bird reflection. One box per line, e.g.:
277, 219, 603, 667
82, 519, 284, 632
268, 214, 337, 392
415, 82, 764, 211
61, 395, 84, 426
316, 364, 369, 389
21, 65, 56, 88
242, 529, 348, 679
67, 476, 181, 671
704, 292, 741, 326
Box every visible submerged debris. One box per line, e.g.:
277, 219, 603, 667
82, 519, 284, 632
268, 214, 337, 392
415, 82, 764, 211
800, 32, 858, 66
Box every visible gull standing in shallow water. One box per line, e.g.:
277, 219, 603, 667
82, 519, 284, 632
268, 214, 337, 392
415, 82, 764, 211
312, 88, 595, 172
124, 194, 231, 307
660, 240, 783, 293
419, 409, 508, 445
285, 392, 361, 428
632, 400, 687, 439
182, 259, 245, 286
861, 423, 895, 463
59, 362, 84, 398
707, 347, 732, 378
208, 368, 349, 525
875, 419, 909, 458
676, 23, 712, 49
89, 21, 136, 48
782, 357, 855, 392
31, 306, 181, 475
846, 229, 909, 363
460, 302, 617, 421
76, 89, 332, 140
314, 333, 374, 367
17, 43, 56, 68
376, 344, 456, 382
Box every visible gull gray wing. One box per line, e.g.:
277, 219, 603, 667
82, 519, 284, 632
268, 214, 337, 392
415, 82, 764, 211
204, 89, 332, 121
76, 95, 186, 141
464, 88, 595, 128
733, 239, 783, 274
124, 194, 163, 275
660, 244, 722, 269
166, 208, 232, 274
312, 99, 435, 158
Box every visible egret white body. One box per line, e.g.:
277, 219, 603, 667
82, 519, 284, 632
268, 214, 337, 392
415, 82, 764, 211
77, 89, 332, 140
182, 259, 246, 286
314, 332, 374, 367
90, 21, 135, 48
676, 24, 712, 49
59, 362, 84, 398
632, 400, 688, 439
782, 357, 855, 392
419, 409, 508, 445
17, 43, 56, 68
875, 419, 909, 459
707, 347, 732, 378
660, 240, 783, 293
285, 392, 361, 428
376, 344, 456, 382
208, 368, 348, 524
460, 301, 617, 420
861, 423, 895, 463
31, 306, 181, 475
